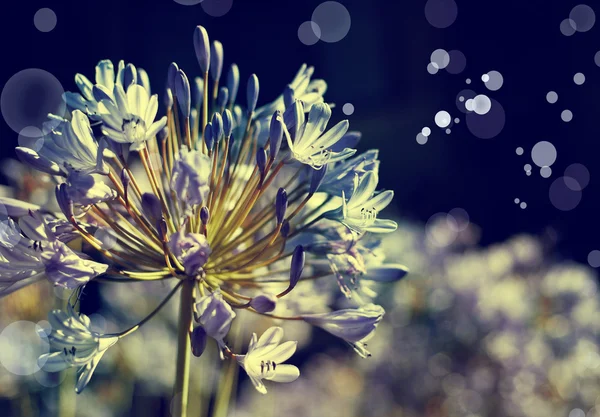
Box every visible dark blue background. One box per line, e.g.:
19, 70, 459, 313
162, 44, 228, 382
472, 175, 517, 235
1, 0, 598, 264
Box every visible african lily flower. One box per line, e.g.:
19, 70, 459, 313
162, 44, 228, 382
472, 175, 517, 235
0, 24, 404, 417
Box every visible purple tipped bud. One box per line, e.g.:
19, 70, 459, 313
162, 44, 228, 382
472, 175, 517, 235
256, 147, 267, 178
120, 168, 131, 187
290, 245, 305, 288
283, 85, 295, 108
246, 74, 259, 114
56, 184, 74, 219
275, 188, 287, 224
193, 77, 204, 109
141, 193, 162, 222
204, 123, 214, 150
123, 63, 137, 88
157, 127, 169, 142
167, 62, 179, 92
210, 40, 224, 82
269, 111, 284, 162
190, 326, 208, 357
164, 88, 174, 110
309, 164, 328, 194
200, 206, 210, 225
250, 294, 277, 313
226, 64, 240, 107
280, 220, 290, 237
222, 109, 233, 138
217, 87, 229, 111
211, 112, 223, 142
194, 26, 210, 74
175, 70, 191, 118
92, 85, 112, 103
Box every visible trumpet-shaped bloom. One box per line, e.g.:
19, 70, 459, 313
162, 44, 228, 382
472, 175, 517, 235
325, 171, 397, 233
302, 304, 385, 357
168, 231, 211, 277
65, 172, 117, 207
0, 215, 108, 297
39, 305, 118, 393
236, 327, 299, 394
99, 84, 167, 151
194, 291, 236, 348
285, 102, 355, 169
16, 110, 106, 176
320, 149, 380, 196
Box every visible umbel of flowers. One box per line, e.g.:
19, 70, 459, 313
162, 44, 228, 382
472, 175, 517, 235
0, 25, 407, 415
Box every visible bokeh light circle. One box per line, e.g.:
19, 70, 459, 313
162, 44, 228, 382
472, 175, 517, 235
445, 128, 451, 134
540, 166, 552, 178
298, 21, 321, 46
33, 8, 57, 32
595, 51, 600, 67
588, 250, 600, 268
427, 63, 439, 75
473, 95, 492, 115
1, 69, 66, 136
34, 369, 66, 388
564, 163, 590, 190
569, 4, 596, 33
173, 0, 204, 5
447, 208, 470, 232
516, 147, 524, 155
434, 111, 452, 128
18, 126, 45, 152
574, 72, 586, 85
520, 202, 527, 209
342, 103, 354, 115
483, 70, 503, 91
445, 50, 467, 74
424, 0, 458, 29
561, 110, 573, 122
466, 98, 505, 139
524, 164, 532, 172
426, 212, 458, 247
456, 89, 476, 113
531, 141, 557, 167
546, 91, 558, 104
514, 198, 520, 204
430, 49, 450, 69
0, 321, 50, 375
465, 78, 471, 84
416, 133, 428, 145
549, 176, 582, 211
201, 0, 233, 17
422, 127, 431, 137
560, 18, 577, 36
311, 1, 351, 43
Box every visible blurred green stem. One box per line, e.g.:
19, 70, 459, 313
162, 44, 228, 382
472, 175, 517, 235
173, 279, 195, 417
212, 318, 242, 417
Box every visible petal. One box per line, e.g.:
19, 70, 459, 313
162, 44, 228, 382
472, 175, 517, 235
253, 327, 283, 354
249, 375, 268, 394
15, 147, 64, 176
365, 264, 409, 282
296, 103, 331, 150
263, 341, 297, 363
0, 197, 41, 217
95, 60, 115, 91
363, 219, 398, 233
146, 117, 167, 139
144, 94, 159, 126
313, 120, 349, 150
347, 171, 378, 208
127, 85, 149, 117
268, 364, 300, 383
368, 190, 394, 212
326, 148, 357, 165
39, 352, 70, 372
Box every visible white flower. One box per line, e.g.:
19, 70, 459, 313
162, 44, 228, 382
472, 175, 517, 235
39, 305, 118, 393
236, 327, 299, 394
285, 102, 355, 169
325, 171, 397, 233
302, 304, 385, 358
100, 84, 166, 151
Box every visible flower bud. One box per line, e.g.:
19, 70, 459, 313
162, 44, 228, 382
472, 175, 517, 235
164, 88, 174, 110
141, 193, 162, 222
226, 64, 240, 107
246, 74, 259, 115
167, 62, 179, 92
280, 220, 290, 237
194, 26, 210, 74
193, 77, 204, 110
55, 183, 74, 219
250, 294, 277, 313
157, 127, 169, 142
211, 112, 223, 142
175, 69, 191, 118
200, 206, 210, 225
210, 40, 224, 83
222, 109, 233, 138
204, 123, 214, 151
217, 87, 229, 111
269, 111, 284, 162
137, 68, 151, 92
190, 326, 208, 357
283, 85, 294, 109
290, 245, 305, 289
331, 131, 362, 152
194, 291, 236, 347
275, 188, 287, 224
256, 147, 267, 179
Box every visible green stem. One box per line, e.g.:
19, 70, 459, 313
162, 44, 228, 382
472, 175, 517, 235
173, 279, 195, 417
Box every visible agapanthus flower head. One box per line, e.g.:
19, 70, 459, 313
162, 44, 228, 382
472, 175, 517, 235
1, 24, 403, 397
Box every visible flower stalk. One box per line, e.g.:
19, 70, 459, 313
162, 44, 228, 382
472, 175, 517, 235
173, 278, 195, 417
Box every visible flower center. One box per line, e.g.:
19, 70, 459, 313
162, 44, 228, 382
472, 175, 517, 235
122, 117, 147, 143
